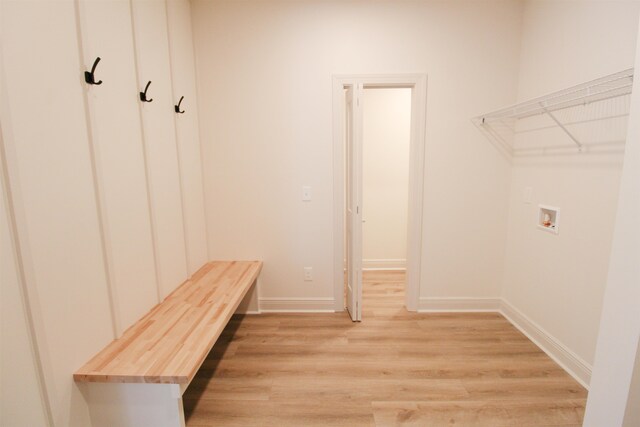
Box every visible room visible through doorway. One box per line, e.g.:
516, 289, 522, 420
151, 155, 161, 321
359, 88, 411, 318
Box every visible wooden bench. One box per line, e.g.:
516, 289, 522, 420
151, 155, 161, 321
74, 260, 262, 427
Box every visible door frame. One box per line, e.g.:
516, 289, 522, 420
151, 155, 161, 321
332, 74, 428, 312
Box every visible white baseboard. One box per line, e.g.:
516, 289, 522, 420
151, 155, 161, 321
499, 299, 591, 389
418, 297, 502, 312
362, 258, 406, 270
416, 296, 591, 389
259, 297, 336, 313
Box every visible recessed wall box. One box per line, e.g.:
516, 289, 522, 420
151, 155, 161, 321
538, 205, 560, 235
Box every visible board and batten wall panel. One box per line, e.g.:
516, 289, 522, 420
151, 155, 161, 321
0, 132, 50, 427
1, 0, 207, 425
166, 0, 209, 275
0, 1, 115, 425
131, 0, 188, 297
76, 0, 159, 331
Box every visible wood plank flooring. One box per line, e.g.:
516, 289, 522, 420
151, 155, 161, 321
184, 270, 587, 426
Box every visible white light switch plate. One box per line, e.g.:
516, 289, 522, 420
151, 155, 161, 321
302, 186, 311, 201
524, 186, 533, 204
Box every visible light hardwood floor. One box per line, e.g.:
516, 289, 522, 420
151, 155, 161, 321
184, 270, 587, 426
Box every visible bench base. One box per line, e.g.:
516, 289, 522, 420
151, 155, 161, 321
79, 382, 186, 427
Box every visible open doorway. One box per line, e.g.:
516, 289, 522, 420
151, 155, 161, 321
360, 87, 411, 316
333, 75, 428, 321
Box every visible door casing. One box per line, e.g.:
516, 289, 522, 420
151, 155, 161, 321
332, 74, 428, 313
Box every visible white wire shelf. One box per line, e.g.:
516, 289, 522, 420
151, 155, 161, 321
473, 68, 634, 156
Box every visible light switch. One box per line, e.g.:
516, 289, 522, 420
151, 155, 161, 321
523, 187, 533, 204
302, 186, 311, 201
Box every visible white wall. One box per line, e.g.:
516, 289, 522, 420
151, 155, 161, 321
584, 20, 640, 426
192, 0, 522, 304
502, 0, 640, 382
362, 88, 410, 268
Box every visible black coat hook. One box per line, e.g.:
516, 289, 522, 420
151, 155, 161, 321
174, 96, 185, 114
140, 81, 153, 102
84, 57, 103, 85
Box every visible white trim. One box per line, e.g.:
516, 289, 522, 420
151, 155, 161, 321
333, 74, 427, 313
418, 297, 502, 312
75, 0, 122, 338
126, 0, 165, 305
0, 116, 56, 427
185, 0, 212, 264
259, 297, 336, 313
500, 299, 592, 390
404, 75, 428, 312
333, 80, 351, 314
362, 258, 406, 270
1, 59, 56, 426
164, 0, 192, 278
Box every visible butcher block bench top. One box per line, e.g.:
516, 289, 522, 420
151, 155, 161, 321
74, 261, 262, 385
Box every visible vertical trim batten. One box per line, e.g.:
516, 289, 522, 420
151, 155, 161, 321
73, 0, 121, 339
164, 0, 193, 277
127, 0, 163, 304
0, 76, 55, 427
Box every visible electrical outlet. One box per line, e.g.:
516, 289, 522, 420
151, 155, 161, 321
302, 186, 311, 201
304, 267, 313, 281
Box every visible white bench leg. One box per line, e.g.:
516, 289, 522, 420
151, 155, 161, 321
80, 382, 185, 427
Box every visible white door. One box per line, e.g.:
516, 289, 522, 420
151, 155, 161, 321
345, 84, 363, 321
